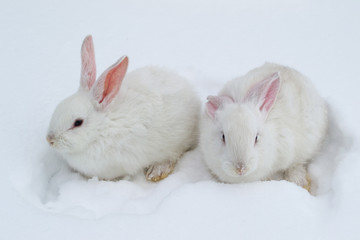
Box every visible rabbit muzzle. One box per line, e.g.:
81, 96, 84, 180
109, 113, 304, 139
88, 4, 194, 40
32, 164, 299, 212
46, 133, 55, 146
234, 162, 247, 175
222, 161, 249, 177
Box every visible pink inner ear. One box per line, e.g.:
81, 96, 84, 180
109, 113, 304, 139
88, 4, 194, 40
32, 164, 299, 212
99, 57, 128, 104
80, 35, 96, 90
206, 100, 218, 119
244, 72, 280, 117
206, 95, 234, 119
260, 74, 280, 112
92, 56, 128, 109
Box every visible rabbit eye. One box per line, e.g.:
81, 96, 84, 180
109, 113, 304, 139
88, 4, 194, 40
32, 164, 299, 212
222, 132, 226, 144
73, 119, 83, 128
255, 134, 259, 145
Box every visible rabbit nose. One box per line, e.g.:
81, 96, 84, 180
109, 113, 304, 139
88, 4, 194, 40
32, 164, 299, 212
46, 134, 55, 146
234, 162, 247, 175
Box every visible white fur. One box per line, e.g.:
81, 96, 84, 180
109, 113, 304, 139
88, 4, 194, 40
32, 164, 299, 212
47, 38, 200, 180
200, 63, 328, 186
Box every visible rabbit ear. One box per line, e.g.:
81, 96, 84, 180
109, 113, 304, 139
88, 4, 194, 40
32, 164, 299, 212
244, 72, 280, 119
206, 95, 234, 119
80, 35, 96, 91
92, 56, 129, 110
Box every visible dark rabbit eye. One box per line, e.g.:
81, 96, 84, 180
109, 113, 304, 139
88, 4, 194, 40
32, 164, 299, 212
73, 119, 84, 127
255, 134, 259, 145
222, 132, 226, 144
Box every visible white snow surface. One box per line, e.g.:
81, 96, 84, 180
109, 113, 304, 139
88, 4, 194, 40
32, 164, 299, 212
1, 0, 360, 239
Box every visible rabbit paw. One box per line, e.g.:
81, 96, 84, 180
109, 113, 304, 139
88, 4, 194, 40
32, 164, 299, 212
284, 164, 311, 192
145, 160, 176, 182
303, 174, 312, 192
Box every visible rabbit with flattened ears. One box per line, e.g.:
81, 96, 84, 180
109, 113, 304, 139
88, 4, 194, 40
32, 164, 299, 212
200, 63, 328, 189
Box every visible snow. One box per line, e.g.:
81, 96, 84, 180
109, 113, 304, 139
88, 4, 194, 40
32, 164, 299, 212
1, 0, 360, 239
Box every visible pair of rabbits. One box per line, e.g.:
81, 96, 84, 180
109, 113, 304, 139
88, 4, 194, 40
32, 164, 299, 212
47, 35, 328, 188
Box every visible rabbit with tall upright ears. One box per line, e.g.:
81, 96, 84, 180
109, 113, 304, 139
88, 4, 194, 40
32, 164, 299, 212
200, 63, 328, 188
47, 35, 201, 181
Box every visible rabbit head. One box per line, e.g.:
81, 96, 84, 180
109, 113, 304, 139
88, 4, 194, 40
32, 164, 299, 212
202, 73, 281, 182
47, 35, 129, 156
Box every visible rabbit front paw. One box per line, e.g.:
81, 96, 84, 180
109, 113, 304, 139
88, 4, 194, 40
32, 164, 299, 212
145, 160, 176, 182
284, 164, 311, 192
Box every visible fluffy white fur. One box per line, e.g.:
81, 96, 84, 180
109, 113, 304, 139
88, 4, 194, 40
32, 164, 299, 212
47, 36, 200, 180
200, 63, 328, 187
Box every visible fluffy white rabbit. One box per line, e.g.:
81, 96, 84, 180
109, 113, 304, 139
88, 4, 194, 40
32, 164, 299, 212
200, 63, 328, 188
46, 35, 200, 181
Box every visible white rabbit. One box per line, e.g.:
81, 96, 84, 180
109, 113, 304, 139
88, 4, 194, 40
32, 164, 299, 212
46, 35, 200, 181
200, 63, 328, 188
